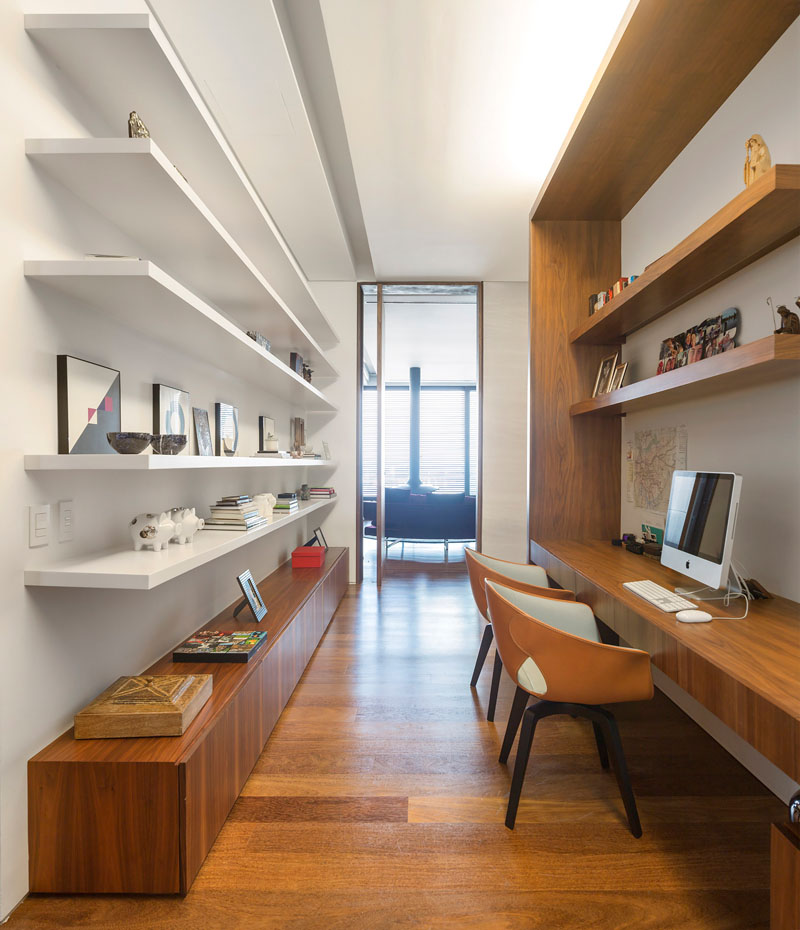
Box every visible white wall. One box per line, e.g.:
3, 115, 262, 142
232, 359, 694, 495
0, 0, 347, 917
481, 281, 529, 562
619, 19, 800, 801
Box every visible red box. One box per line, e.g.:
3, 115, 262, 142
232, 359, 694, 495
292, 546, 325, 568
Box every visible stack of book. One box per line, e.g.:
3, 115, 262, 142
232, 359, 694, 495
205, 495, 268, 531
273, 492, 299, 515
309, 487, 335, 499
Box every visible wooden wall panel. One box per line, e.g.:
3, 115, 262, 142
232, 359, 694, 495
771, 823, 800, 930
528, 221, 621, 542
29, 761, 179, 894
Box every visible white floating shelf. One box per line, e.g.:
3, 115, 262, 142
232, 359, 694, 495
26, 138, 336, 377
24, 260, 337, 401
24, 497, 336, 590
24, 454, 338, 471
25, 13, 337, 350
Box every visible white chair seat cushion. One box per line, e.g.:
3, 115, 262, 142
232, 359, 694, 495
486, 581, 601, 642
467, 550, 549, 588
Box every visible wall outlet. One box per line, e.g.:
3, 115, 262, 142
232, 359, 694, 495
58, 500, 74, 543
29, 504, 50, 548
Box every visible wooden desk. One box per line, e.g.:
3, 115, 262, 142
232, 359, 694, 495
530, 539, 800, 782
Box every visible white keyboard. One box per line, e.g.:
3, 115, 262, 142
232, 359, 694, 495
622, 580, 697, 613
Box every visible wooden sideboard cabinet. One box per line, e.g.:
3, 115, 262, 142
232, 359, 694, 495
28, 548, 349, 894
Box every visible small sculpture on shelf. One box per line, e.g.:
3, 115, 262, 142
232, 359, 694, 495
169, 507, 205, 545
743, 133, 771, 187
774, 299, 800, 335
128, 110, 150, 139
302, 363, 313, 383
130, 512, 175, 552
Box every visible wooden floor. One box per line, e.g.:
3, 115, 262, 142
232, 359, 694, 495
10, 573, 784, 929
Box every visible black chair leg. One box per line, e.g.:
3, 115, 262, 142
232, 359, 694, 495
487, 650, 503, 722
505, 705, 538, 829
470, 624, 493, 687
592, 721, 610, 769
499, 686, 529, 763
598, 709, 642, 838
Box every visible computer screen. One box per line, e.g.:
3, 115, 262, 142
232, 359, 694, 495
662, 470, 741, 590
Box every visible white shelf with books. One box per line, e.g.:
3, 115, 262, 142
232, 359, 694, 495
24, 259, 338, 400
23, 454, 338, 472
26, 138, 337, 378
25, 12, 337, 350
24, 497, 337, 591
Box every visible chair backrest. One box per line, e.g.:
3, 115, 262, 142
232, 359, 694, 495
464, 548, 573, 620
485, 581, 654, 705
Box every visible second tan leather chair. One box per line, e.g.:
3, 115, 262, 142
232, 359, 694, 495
465, 548, 575, 721
486, 579, 654, 837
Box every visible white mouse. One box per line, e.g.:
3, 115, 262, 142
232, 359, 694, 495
676, 609, 712, 623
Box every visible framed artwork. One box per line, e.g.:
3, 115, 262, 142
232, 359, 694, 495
289, 352, 304, 375
292, 416, 305, 451
592, 352, 618, 397
153, 384, 190, 455
215, 402, 239, 456
314, 527, 328, 550
57, 355, 121, 454
258, 416, 276, 451
193, 407, 213, 456
322, 440, 331, 460
608, 362, 628, 392
234, 569, 267, 623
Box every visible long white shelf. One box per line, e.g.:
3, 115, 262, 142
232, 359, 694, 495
26, 138, 336, 378
24, 454, 338, 471
25, 12, 338, 350
24, 260, 337, 403
24, 497, 336, 590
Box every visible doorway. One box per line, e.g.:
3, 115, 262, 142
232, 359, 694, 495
357, 283, 482, 584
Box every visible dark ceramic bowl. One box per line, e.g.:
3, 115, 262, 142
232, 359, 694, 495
150, 434, 188, 455
107, 432, 152, 454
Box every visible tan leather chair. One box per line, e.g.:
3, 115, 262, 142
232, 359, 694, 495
465, 548, 575, 722
485, 579, 654, 836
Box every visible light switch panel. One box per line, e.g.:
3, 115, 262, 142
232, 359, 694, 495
29, 504, 50, 548
58, 500, 74, 543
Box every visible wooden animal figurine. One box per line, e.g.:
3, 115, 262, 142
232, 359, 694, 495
744, 134, 771, 187
774, 300, 800, 335
128, 111, 150, 139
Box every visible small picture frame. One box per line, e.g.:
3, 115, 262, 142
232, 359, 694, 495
57, 355, 121, 454
290, 352, 304, 376
608, 362, 628, 393
314, 527, 328, 549
215, 402, 239, 456
234, 569, 267, 623
322, 440, 331, 460
292, 416, 305, 452
258, 415, 276, 451
592, 352, 619, 397
193, 408, 213, 456
153, 384, 190, 454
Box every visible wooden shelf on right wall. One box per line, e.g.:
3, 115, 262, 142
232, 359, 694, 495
570, 335, 800, 417
570, 166, 800, 346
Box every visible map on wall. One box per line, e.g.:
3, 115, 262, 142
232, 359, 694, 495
626, 426, 688, 513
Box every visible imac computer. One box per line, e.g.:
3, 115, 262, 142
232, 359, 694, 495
661, 470, 742, 590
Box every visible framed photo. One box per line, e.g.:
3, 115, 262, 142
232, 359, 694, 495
234, 569, 267, 623
314, 527, 328, 550
215, 402, 239, 456
258, 415, 276, 451
608, 362, 628, 393
57, 355, 121, 454
592, 352, 618, 397
193, 407, 213, 456
153, 384, 190, 454
292, 416, 305, 452
322, 440, 331, 460
289, 352, 304, 375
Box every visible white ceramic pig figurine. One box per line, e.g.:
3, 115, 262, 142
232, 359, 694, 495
130, 512, 175, 552
170, 507, 205, 544
254, 492, 276, 522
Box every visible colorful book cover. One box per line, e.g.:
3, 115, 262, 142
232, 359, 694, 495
173, 630, 268, 663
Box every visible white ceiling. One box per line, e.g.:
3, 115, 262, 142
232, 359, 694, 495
149, 0, 630, 283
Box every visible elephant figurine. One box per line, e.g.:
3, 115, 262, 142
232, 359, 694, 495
170, 507, 205, 544
130, 512, 175, 552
